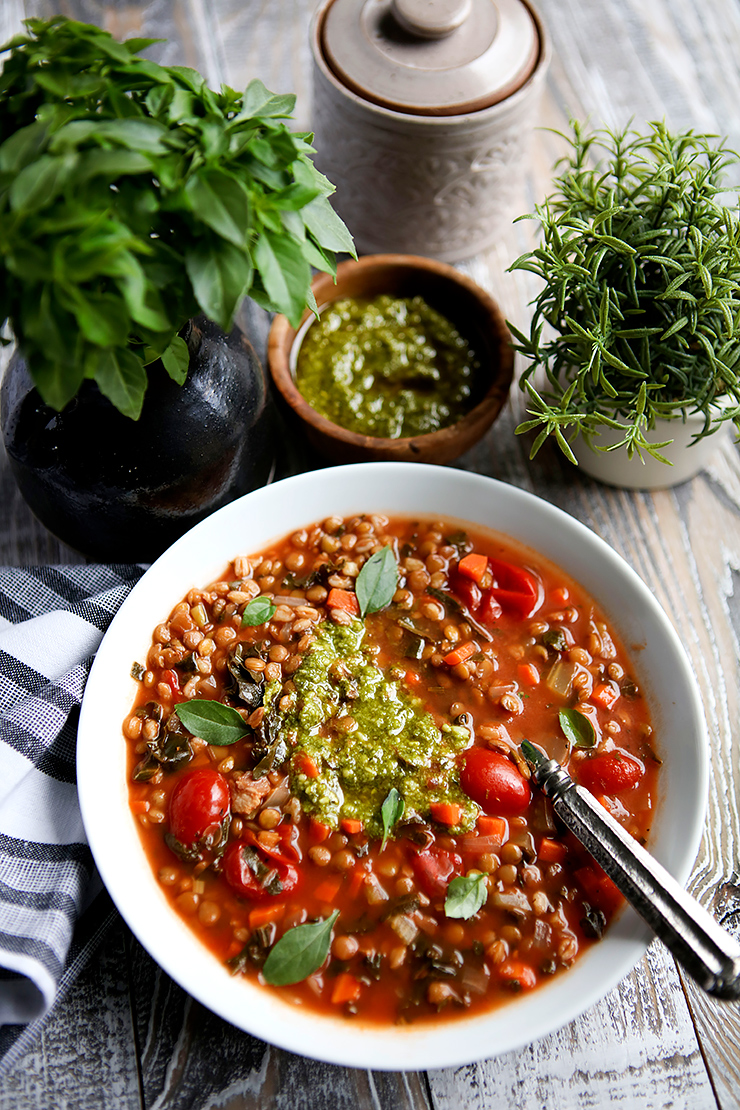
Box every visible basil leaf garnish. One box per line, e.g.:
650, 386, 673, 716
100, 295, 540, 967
380, 787, 405, 852
356, 545, 397, 617
241, 596, 277, 626
444, 873, 488, 920
262, 910, 340, 986
175, 700, 249, 746
559, 707, 596, 749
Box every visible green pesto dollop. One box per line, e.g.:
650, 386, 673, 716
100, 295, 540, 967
283, 619, 477, 839
295, 294, 480, 438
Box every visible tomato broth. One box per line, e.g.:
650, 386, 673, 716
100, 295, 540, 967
125, 514, 659, 1024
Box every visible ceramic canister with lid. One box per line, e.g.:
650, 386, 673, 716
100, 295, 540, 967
310, 0, 550, 261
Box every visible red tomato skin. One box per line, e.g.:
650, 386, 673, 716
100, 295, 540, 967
222, 840, 299, 901
411, 846, 463, 898
460, 748, 531, 815
168, 769, 230, 846
448, 568, 482, 613
577, 751, 644, 794
487, 559, 542, 619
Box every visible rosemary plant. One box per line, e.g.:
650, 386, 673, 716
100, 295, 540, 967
508, 120, 740, 463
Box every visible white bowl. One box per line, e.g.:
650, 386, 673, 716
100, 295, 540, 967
77, 462, 708, 1070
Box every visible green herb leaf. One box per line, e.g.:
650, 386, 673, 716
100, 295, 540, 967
559, 707, 596, 749
356, 546, 398, 618
262, 910, 339, 986
241, 596, 277, 627
0, 17, 353, 419
161, 335, 189, 385
94, 348, 148, 421
444, 873, 488, 919
380, 787, 405, 852
175, 700, 249, 746
301, 194, 357, 257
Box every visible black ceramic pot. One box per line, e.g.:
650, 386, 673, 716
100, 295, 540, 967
1, 316, 278, 562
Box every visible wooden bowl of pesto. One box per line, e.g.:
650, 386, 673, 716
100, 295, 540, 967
267, 254, 514, 464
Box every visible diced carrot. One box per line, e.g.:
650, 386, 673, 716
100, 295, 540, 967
326, 588, 360, 615
458, 553, 489, 584
517, 662, 540, 687
538, 837, 567, 864
340, 817, 363, 835
429, 801, 462, 826
591, 683, 619, 709
248, 903, 285, 930
476, 815, 507, 843
131, 799, 149, 815
405, 668, 422, 686
294, 751, 319, 779
497, 958, 537, 991
550, 586, 570, 606
347, 867, 366, 898
309, 818, 331, 843
575, 864, 623, 915
226, 940, 243, 960
314, 875, 343, 903
443, 641, 477, 667
331, 972, 362, 1006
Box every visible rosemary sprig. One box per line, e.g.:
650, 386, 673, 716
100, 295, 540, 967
508, 120, 740, 462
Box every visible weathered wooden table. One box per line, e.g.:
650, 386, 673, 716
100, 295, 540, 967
2, 0, 740, 1105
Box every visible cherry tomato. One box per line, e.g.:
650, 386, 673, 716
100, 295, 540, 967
168, 768, 230, 846
222, 840, 299, 901
460, 748, 531, 815
411, 846, 463, 898
577, 751, 644, 794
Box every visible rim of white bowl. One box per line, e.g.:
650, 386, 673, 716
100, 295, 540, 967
77, 462, 708, 1070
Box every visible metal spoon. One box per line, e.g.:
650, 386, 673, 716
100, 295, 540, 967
520, 739, 740, 1000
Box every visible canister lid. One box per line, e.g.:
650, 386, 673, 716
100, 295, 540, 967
320, 0, 540, 116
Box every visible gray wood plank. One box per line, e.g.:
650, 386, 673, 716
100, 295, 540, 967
0, 919, 141, 1110
428, 942, 715, 1110
128, 941, 430, 1110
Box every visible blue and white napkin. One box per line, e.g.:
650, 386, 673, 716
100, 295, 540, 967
0, 565, 142, 1063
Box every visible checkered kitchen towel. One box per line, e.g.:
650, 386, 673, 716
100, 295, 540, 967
0, 564, 143, 1066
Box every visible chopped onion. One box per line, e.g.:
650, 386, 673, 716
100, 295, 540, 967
458, 835, 505, 855
486, 684, 516, 699
546, 659, 578, 697
460, 963, 490, 995
264, 779, 290, 808
509, 827, 536, 860
271, 595, 306, 607
489, 889, 532, 918
388, 914, 419, 946
364, 873, 390, 905
532, 918, 553, 949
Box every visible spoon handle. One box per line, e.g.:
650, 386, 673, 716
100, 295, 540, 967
521, 741, 740, 999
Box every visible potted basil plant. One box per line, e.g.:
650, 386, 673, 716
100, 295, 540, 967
508, 120, 740, 488
0, 17, 355, 559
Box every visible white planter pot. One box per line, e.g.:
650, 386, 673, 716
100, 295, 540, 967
571, 407, 734, 490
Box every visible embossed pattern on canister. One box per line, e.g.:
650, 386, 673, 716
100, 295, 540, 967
310, 0, 550, 262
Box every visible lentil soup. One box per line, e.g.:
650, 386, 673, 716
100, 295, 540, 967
125, 514, 659, 1024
